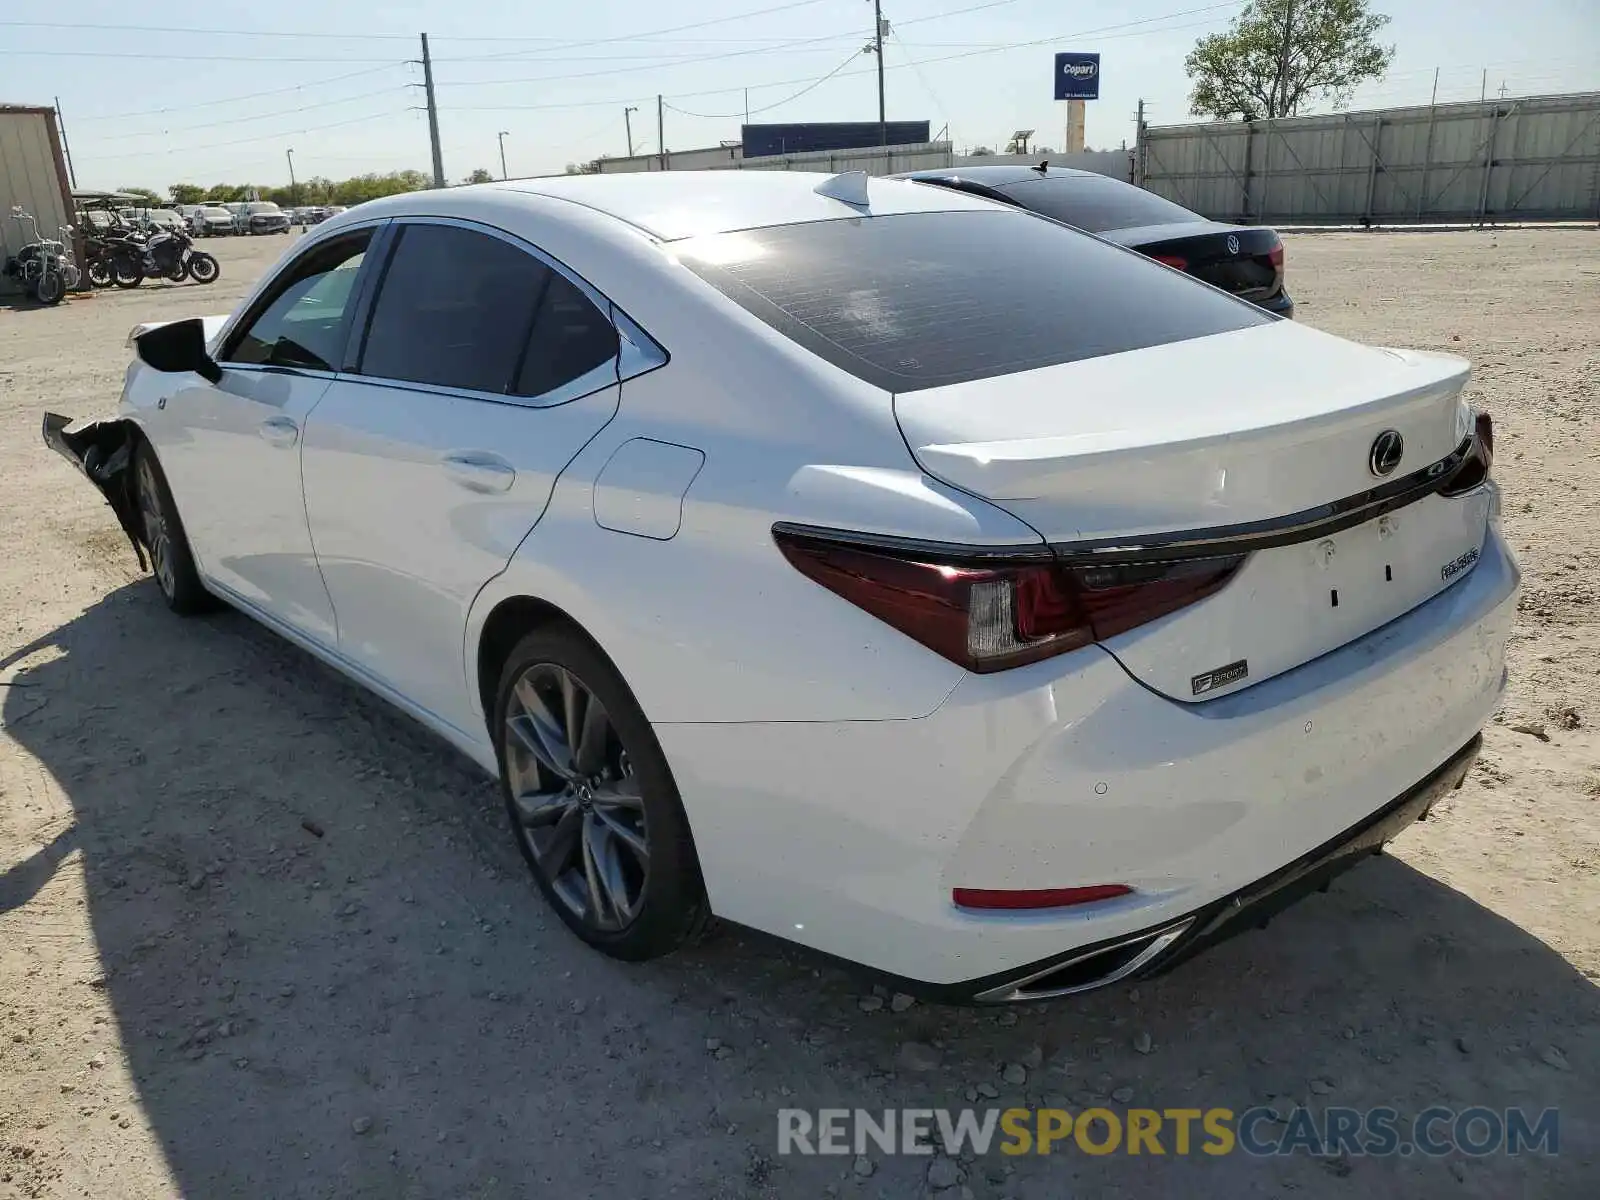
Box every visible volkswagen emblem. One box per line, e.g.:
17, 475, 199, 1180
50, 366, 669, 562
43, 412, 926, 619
1369, 430, 1405, 477
1226, 234, 1240, 255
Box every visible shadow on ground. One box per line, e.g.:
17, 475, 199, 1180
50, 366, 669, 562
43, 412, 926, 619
4, 583, 1596, 1198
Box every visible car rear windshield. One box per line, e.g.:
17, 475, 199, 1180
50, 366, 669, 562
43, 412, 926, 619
995, 175, 1204, 233
675, 210, 1267, 392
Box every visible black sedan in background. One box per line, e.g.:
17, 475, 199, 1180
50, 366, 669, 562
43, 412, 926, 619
896, 164, 1293, 317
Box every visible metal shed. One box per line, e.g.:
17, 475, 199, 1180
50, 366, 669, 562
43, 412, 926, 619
0, 104, 78, 295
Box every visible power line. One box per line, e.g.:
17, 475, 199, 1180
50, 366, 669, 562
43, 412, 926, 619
74, 85, 411, 143
0, 47, 401, 63
664, 51, 864, 120
436, 33, 863, 89
433, 0, 836, 65
72, 64, 409, 122
0, 1, 831, 44
85, 109, 413, 162
449, 4, 1245, 114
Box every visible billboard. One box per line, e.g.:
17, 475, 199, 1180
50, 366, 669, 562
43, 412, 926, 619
741, 121, 932, 159
1054, 53, 1101, 101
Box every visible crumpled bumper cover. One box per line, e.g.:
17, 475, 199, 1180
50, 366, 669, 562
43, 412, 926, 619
42, 412, 146, 568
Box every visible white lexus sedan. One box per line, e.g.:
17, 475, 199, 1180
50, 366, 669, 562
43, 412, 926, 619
44, 171, 1516, 1003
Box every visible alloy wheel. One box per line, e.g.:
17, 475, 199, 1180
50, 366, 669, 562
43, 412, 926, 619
503, 663, 649, 932
136, 456, 175, 598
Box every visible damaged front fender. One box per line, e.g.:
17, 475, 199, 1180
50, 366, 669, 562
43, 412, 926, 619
42, 412, 148, 570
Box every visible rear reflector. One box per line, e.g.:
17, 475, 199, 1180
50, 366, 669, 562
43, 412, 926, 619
954, 884, 1133, 910
1151, 253, 1188, 270
773, 528, 1243, 673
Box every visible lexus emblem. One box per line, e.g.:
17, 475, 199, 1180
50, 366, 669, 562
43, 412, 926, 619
1226, 234, 1240, 255
1369, 430, 1405, 477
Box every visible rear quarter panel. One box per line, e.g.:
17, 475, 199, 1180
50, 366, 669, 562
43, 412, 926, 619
464, 259, 1043, 726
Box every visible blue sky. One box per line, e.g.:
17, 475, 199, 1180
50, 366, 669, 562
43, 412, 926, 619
4, 0, 1595, 191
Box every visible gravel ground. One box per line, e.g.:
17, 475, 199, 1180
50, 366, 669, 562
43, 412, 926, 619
1, 227, 1596, 1199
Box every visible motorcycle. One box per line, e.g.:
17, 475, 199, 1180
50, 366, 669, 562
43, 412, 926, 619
84, 223, 146, 288
2, 207, 80, 305
109, 225, 220, 287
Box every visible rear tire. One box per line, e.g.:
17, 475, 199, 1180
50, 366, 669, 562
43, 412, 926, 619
112, 257, 143, 288
133, 443, 213, 615
495, 626, 709, 961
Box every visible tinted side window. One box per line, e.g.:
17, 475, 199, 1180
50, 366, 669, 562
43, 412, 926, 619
677, 210, 1268, 392
359, 224, 548, 393
513, 272, 618, 397
226, 231, 371, 370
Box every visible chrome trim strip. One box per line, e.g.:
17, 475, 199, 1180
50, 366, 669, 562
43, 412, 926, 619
1049, 435, 1474, 565
773, 434, 1476, 568
973, 919, 1194, 1004
330, 365, 617, 411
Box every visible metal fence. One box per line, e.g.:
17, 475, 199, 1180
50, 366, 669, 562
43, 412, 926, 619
1138, 91, 1600, 224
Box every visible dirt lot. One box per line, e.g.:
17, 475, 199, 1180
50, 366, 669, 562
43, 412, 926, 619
1, 227, 1596, 1199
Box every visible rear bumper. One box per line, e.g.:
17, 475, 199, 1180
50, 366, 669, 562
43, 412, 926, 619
965, 734, 1478, 1002
660, 526, 1517, 991
1255, 288, 1294, 318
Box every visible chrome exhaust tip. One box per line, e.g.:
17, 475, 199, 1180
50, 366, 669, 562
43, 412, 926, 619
973, 919, 1194, 1004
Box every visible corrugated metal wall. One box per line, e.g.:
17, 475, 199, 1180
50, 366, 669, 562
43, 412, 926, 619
0, 107, 75, 294
1139, 91, 1600, 224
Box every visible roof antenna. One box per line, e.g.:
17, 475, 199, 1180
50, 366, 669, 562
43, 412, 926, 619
813, 170, 870, 206
1034, 160, 1049, 173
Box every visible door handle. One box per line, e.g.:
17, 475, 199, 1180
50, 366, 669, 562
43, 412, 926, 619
258, 416, 299, 448
441, 451, 516, 494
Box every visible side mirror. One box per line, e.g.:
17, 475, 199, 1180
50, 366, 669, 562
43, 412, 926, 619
136, 318, 222, 384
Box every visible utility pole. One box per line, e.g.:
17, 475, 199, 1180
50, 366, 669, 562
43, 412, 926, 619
497, 130, 510, 179
657, 94, 665, 169
1274, 0, 1296, 118
1134, 98, 1146, 187
286, 148, 298, 206
1480, 68, 1487, 101
1430, 67, 1439, 106
421, 32, 445, 188
871, 0, 887, 145
54, 96, 77, 188
744, 88, 750, 127
624, 106, 637, 157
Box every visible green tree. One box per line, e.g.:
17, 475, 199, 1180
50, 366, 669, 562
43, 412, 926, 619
119, 186, 162, 204
1185, 0, 1395, 120
169, 183, 207, 205
463, 167, 495, 184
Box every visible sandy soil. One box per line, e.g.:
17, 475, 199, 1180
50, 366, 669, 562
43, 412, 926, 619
1, 227, 1596, 1199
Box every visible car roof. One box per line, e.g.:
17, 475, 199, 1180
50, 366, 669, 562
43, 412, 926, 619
895, 164, 1106, 187
492, 170, 1004, 240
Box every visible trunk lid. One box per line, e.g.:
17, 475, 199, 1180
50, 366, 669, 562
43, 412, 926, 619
1104, 221, 1284, 302
893, 320, 1486, 700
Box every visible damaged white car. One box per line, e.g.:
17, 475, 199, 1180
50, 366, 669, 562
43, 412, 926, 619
44, 173, 1516, 1001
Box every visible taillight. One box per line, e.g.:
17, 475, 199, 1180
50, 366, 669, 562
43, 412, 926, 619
1440, 411, 1494, 496
1151, 253, 1188, 270
773, 528, 1243, 673
1267, 239, 1285, 269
